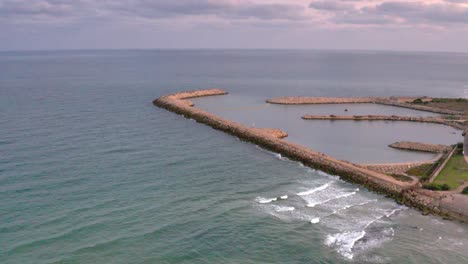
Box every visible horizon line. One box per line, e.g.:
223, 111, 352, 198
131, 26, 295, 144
1, 47, 468, 55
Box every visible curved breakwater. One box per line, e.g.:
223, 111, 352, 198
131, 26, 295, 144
153, 89, 468, 222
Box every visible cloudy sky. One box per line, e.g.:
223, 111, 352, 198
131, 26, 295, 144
1, 0, 468, 51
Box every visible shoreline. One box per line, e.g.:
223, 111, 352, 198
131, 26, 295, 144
154, 89, 468, 223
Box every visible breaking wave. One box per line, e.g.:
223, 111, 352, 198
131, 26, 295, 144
306, 190, 359, 208
325, 230, 366, 259
256, 197, 277, 204
332, 199, 378, 214
310, 217, 320, 224
297, 182, 332, 196
272, 205, 295, 212
325, 207, 403, 259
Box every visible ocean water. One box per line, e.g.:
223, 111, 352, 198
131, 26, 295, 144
1, 50, 468, 263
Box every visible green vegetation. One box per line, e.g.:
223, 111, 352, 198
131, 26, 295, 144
462, 187, 468, 194
442, 115, 462, 120
434, 148, 468, 189
425, 98, 468, 113
432, 98, 468, 103
412, 98, 426, 104
406, 163, 433, 181
463, 187, 468, 195
423, 183, 451, 191
406, 159, 445, 182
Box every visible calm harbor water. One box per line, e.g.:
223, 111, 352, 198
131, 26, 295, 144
1, 50, 468, 263
192, 94, 459, 163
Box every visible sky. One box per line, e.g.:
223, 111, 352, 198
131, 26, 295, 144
1, 0, 468, 52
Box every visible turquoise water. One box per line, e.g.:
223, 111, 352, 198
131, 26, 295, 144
1, 50, 468, 263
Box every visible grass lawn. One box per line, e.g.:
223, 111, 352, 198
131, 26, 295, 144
434, 150, 468, 189
411, 98, 468, 114
406, 163, 433, 178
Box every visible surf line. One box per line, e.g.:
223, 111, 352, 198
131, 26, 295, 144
306, 189, 359, 208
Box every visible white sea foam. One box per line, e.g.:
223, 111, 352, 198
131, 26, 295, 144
384, 208, 401, 218
256, 197, 277, 204
306, 191, 358, 208
279, 195, 288, 200
275, 153, 287, 160
310, 217, 320, 224
363, 208, 400, 229
297, 182, 332, 196
364, 214, 385, 229
344, 199, 376, 210
273, 205, 295, 212
317, 170, 333, 177
333, 199, 377, 214
352, 227, 395, 253
325, 230, 366, 259
325, 209, 399, 260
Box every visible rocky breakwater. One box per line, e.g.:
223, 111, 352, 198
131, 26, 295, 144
375, 99, 463, 116
267, 96, 379, 105
154, 89, 467, 222
267, 96, 463, 116
252, 128, 288, 139
301, 114, 461, 129
361, 160, 438, 175
389, 141, 451, 153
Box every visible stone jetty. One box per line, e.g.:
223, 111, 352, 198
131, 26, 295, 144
267, 97, 377, 104
154, 89, 468, 222
253, 128, 288, 139
361, 159, 439, 175
301, 114, 462, 129
267, 96, 463, 115
389, 141, 451, 153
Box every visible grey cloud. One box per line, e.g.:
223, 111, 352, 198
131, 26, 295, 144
112, 0, 308, 21
333, 14, 395, 25
0, 0, 85, 17
372, 1, 468, 24
309, 0, 355, 11
0, 0, 308, 22
311, 0, 468, 26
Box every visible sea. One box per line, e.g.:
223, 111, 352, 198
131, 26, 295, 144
1, 50, 467, 263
